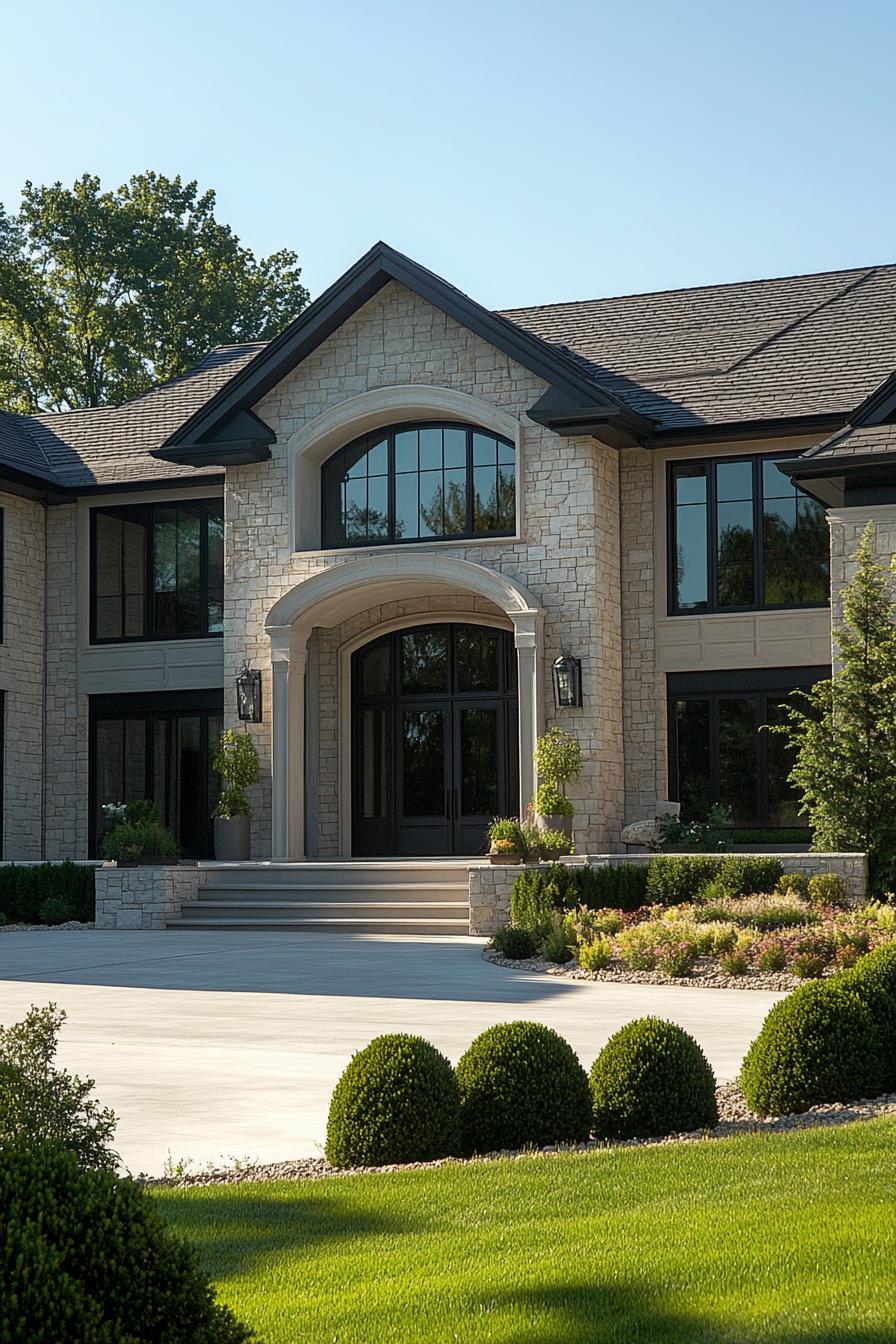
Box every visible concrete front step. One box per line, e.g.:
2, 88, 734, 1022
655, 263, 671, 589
199, 883, 468, 903
200, 862, 473, 889
168, 915, 470, 934
180, 899, 468, 919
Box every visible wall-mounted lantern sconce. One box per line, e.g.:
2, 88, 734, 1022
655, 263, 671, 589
552, 654, 582, 709
236, 662, 263, 722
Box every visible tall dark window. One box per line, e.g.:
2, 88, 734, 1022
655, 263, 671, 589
89, 692, 223, 858
91, 498, 224, 642
668, 455, 829, 613
668, 667, 829, 830
0, 508, 4, 643
321, 422, 516, 548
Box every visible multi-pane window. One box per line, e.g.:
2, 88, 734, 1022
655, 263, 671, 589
91, 499, 224, 642
89, 692, 223, 858
321, 422, 516, 549
668, 669, 829, 830
668, 455, 829, 613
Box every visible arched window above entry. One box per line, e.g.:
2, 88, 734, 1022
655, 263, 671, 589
320, 421, 516, 549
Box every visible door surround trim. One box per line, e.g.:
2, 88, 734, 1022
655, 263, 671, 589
338, 613, 513, 858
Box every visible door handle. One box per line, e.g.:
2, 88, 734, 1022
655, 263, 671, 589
445, 788, 452, 821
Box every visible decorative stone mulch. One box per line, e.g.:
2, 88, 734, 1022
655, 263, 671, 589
483, 946, 799, 992
142, 1083, 896, 1189
0, 921, 95, 933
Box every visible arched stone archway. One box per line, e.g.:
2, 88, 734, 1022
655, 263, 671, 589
265, 553, 543, 859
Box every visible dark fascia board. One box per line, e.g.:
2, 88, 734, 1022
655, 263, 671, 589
0, 463, 68, 503
158, 241, 651, 457
526, 385, 653, 447
153, 408, 275, 467
776, 449, 896, 509
650, 412, 846, 448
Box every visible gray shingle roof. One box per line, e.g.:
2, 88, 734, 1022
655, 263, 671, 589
501, 263, 896, 430
0, 343, 263, 489
5, 259, 896, 492
798, 422, 896, 462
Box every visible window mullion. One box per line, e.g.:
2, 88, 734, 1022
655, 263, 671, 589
145, 506, 154, 639
466, 428, 473, 535
753, 456, 763, 609
707, 461, 718, 613
199, 502, 209, 638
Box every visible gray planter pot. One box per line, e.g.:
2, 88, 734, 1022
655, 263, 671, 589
537, 813, 573, 841
214, 815, 251, 862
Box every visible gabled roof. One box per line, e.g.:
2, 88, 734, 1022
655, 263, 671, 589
5, 246, 896, 498
155, 242, 653, 464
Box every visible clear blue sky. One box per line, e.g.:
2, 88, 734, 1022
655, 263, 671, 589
3, 0, 894, 309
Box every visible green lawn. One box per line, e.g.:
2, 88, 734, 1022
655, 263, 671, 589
156, 1119, 896, 1344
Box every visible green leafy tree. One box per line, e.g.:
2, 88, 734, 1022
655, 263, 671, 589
774, 524, 896, 888
0, 172, 309, 411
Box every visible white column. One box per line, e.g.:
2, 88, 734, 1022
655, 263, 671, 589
268, 624, 309, 860
513, 612, 543, 817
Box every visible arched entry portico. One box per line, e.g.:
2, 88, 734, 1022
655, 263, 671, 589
264, 553, 544, 859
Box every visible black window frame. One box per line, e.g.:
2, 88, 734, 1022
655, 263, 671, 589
667, 666, 829, 831
320, 420, 517, 550
666, 452, 830, 616
89, 497, 224, 645
0, 508, 5, 644
88, 690, 224, 859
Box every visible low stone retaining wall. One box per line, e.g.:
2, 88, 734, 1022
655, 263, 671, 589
95, 864, 206, 930
468, 852, 869, 936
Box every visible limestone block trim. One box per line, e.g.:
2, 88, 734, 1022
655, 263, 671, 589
286, 384, 526, 550
265, 552, 543, 859
94, 864, 208, 930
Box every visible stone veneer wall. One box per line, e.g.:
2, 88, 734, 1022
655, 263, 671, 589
829, 505, 896, 628
619, 447, 665, 823
0, 492, 46, 858
468, 852, 869, 935
95, 864, 207, 930
225, 280, 627, 856
43, 503, 88, 859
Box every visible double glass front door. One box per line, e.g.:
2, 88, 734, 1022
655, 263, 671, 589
352, 624, 518, 856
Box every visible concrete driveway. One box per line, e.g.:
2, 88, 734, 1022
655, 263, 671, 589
0, 931, 782, 1176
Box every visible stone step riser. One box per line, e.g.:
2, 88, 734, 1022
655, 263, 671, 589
182, 901, 468, 919
200, 886, 468, 903
168, 918, 469, 935
202, 866, 473, 889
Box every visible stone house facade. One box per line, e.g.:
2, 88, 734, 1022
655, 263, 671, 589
1, 243, 896, 863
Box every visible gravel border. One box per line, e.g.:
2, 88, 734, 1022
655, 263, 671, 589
0, 921, 95, 933
142, 1083, 896, 1189
483, 946, 800, 991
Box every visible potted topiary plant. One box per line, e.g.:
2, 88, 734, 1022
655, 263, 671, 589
533, 726, 581, 841
486, 818, 525, 864
212, 728, 260, 861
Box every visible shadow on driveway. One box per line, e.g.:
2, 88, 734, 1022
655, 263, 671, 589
0, 931, 580, 1005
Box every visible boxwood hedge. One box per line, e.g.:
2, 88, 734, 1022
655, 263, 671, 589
590, 1017, 718, 1139
455, 1021, 592, 1154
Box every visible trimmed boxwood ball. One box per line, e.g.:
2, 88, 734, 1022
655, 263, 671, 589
843, 944, 896, 1090
455, 1021, 592, 1154
740, 979, 882, 1117
325, 1033, 461, 1168
0, 1140, 251, 1343
590, 1017, 718, 1140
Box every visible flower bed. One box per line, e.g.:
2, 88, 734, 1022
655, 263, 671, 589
488, 884, 896, 991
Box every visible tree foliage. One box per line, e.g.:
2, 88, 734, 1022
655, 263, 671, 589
0, 172, 309, 411
773, 524, 896, 888
0, 1004, 117, 1171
